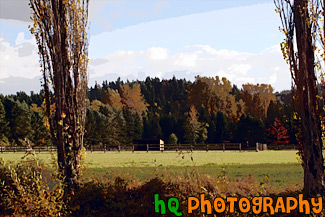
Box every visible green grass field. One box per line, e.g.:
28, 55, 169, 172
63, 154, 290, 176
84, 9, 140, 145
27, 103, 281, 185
0, 150, 303, 193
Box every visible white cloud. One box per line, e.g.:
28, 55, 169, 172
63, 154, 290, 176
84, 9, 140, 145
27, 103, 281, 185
148, 47, 168, 60
174, 52, 197, 67
88, 44, 291, 91
228, 64, 252, 76
0, 32, 39, 80
268, 73, 278, 84
193, 45, 218, 55
0, 38, 291, 94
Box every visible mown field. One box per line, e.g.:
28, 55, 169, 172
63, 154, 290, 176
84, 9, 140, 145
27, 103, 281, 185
0, 150, 303, 193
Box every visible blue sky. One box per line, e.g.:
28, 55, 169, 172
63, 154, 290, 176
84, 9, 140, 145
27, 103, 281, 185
0, 0, 291, 94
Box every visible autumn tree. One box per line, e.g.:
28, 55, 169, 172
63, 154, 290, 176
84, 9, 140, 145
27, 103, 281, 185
120, 83, 148, 117
184, 105, 208, 144
30, 0, 89, 191
266, 118, 290, 145
106, 88, 123, 110
89, 99, 104, 111
188, 76, 245, 119
275, 0, 324, 197
241, 84, 276, 120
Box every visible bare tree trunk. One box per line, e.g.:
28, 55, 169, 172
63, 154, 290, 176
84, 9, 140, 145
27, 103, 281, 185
293, 0, 325, 197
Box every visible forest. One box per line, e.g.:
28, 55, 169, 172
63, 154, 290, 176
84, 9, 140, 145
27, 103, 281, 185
0, 75, 302, 148
1, 0, 325, 215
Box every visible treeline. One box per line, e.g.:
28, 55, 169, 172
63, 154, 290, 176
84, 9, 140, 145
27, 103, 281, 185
0, 76, 298, 147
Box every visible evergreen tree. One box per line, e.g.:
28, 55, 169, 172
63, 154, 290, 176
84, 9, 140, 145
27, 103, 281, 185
266, 100, 283, 127
13, 91, 31, 105
0, 100, 8, 145
215, 112, 229, 142
99, 104, 126, 146
142, 116, 152, 140
207, 119, 217, 143
168, 133, 178, 144
30, 110, 49, 146
142, 111, 161, 140
160, 114, 177, 142
123, 108, 142, 144
84, 109, 105, 146
197, 123, 208, 144
235, 114, 266, 147
30, 91, 43, 106
4, 98, 33, 145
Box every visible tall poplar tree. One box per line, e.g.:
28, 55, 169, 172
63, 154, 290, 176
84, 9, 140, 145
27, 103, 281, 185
30, 0, 89, 191
275, 0, 324, 197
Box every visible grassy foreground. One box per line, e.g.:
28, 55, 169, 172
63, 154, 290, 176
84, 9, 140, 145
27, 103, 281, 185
0, 150, 303, 192
0, 150, 299, 166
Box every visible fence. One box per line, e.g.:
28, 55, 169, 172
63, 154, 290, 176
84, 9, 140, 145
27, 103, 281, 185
0, 146, 57, 153
0, 143, 248, 153
163, 143, 243, 152
0, 143, 300, 153
86, 143, 262, 152
256, 143, 267, 151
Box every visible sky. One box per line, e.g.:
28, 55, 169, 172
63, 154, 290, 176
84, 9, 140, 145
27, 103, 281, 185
0, 0, 291, 95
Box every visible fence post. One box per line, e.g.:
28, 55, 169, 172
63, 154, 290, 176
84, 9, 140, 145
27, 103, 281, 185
132, 144, 134, 153
263, 144, 267, 151
147, 144, 149, 153
256, 143, 259, 152
239, 143, 241, 152
223, 143, 225, 152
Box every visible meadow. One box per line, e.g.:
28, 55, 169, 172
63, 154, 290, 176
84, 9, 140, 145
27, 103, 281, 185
0, 150, 303, 193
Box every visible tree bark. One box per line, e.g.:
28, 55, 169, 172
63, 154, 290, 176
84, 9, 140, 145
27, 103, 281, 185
30, 0, 89, 193
294, 0, 325, 197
